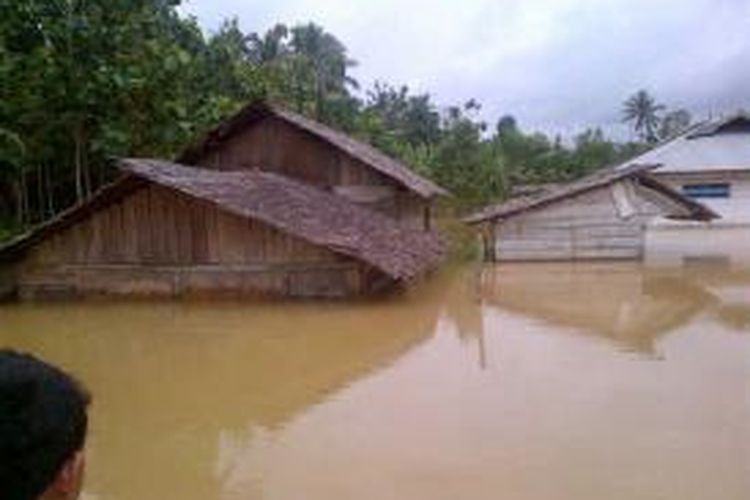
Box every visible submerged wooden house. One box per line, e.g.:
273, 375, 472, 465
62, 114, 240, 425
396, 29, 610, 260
178, 102, 447, 230
0, 160, 444, 299
0, 101, 449, 300
464, 164, 717, 262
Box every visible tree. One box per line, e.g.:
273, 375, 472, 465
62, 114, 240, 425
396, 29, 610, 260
0, 0, 226, 228
659, 109, 692, 140
364, 82, 440, 147
622, 90, 665, 143
430, 101, 505, 205
495, 115, 518, 138
0, 4, 711, 241
288, 23, 358, 120
246, 23, 288, 64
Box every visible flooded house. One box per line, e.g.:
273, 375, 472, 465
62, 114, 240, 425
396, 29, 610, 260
0, 158, 444, 300
178, 101, 447, 230
626, 113, 750, 267
464, 164, 716, 262
0, 101, 449, 300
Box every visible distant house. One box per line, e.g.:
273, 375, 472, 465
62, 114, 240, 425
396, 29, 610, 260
177, 101, 447, 231
464, 164, 716, 262
627, 113, 750, 267
631, 113, 750, 223
0, 160, 444, 299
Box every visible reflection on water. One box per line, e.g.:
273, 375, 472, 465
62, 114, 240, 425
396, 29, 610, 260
476, 262, 750, 355
1, 263, 748, 500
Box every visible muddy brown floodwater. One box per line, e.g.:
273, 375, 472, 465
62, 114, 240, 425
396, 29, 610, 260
1, 262, 749, 500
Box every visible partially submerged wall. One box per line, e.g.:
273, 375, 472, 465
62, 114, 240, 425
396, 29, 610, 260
15, 263, 384, 300
14, 183, 392, 299
488, 180, 665, 261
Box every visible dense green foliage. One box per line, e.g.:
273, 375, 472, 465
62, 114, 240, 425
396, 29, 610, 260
0, 1, 687, 239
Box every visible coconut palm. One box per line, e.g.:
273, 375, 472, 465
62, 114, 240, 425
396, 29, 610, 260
246, 24, 289, 64
622, 90, 665, 143
289, 23, 358, 118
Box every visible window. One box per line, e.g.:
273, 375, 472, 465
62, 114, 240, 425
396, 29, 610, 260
681, 183, 731, 198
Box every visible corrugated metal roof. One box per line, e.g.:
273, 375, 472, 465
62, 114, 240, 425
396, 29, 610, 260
628, 114, 750, 174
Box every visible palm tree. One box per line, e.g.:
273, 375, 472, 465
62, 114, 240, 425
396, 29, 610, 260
622, 90, 665, 143
246, 24, 289, 64
290, 23, 358, 118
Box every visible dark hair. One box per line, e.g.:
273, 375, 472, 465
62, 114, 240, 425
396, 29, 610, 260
0, 350, 90, 500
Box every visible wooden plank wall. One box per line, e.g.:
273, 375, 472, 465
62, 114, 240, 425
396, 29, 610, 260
197, 116, 429, 230
16, 184, 380, 298
24, 184, 339, 267
492, 182, 648, 261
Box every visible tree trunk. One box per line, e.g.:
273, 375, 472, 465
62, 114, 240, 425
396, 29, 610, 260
74, 125, 84, 201
83, 144, 91, 197
19, 168, 29, 228
45, 162, 55, 217
36, 164, 44, 222
13, 178, 24, 228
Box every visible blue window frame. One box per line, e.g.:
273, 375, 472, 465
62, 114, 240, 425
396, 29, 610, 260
682, 183, 731, 199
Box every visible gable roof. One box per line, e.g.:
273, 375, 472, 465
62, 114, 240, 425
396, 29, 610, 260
176, 101, 448, 199
463, 163, 718, 225
0, 160, 445, 281
628, 113, 750, 174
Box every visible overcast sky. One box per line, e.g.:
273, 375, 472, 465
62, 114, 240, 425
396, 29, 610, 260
179, 0, 750, 138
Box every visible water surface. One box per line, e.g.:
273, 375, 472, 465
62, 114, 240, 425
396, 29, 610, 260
1, 263, 748, 500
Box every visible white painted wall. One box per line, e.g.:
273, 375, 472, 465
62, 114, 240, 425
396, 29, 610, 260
647, 171, 750, 268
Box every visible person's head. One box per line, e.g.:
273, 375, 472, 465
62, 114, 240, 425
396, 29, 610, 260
0, 350, 90, 500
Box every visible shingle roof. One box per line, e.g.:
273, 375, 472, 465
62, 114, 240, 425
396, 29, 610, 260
1, 159, 445, 280
119, 159, 445, 280
177, 101, 448, 198
463, 163, 718, 224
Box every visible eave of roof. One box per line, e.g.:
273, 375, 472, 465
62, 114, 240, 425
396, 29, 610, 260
176, 101, 448, 199
634, 173, 719, 221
